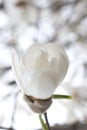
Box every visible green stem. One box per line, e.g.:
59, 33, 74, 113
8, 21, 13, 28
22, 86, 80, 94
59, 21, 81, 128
52, 94, 72, 99
39, 94, 71, 129
39, 115, 48, 130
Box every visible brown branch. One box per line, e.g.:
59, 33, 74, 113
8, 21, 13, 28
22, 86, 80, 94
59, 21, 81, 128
44, 112, 51, 130
0, 126, 15, 130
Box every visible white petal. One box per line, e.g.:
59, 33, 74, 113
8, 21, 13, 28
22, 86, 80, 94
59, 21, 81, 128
45, 43, 69, 83
45, 43, 66, 58
12, 51, 25, 92
22, 69, 58, 99
35, 51, 49, 69
22, 43, 47, 70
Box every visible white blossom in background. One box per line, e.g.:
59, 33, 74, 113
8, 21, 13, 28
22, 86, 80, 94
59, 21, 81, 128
63, 84, 87, 123
0, 10, 9, 28
33, 0, 51, 8
12, 43, 69, 113
61, 58, 87, 123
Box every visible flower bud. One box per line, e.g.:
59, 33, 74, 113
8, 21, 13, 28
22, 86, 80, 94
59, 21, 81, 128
12, 43, 69, 113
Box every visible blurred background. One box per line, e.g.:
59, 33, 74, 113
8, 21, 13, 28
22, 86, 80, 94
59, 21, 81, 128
0, 0, 87, 129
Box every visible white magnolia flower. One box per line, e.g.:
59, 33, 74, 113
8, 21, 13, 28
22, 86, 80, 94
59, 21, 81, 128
12, 43, 69, 113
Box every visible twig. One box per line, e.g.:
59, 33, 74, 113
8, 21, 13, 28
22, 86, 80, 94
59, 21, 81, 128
10, 92, 19, 128
44, 112, 51, 130
0, 126, 9, 129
